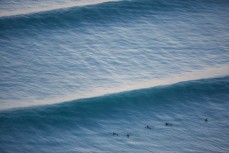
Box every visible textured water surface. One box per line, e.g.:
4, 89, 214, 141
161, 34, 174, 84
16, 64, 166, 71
0, 0, 229, 152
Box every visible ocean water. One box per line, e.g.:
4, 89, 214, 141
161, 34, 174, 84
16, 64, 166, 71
0, 0, 229, 152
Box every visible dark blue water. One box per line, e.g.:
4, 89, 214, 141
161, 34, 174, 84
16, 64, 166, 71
0, 0, 229, 152
1, 77, 229, 152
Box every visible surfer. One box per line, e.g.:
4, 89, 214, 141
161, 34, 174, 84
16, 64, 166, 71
145, 125, 151, 129
113, 132, 119, 136
127, 134, 130, 138
165, 122, 172, 126
205, 118, 208, 122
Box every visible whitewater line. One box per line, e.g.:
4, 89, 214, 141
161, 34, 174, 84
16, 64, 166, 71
1, 64, 228, 111
0, 0, 120, 18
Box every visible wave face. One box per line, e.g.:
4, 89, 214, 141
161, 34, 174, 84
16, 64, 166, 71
0, 0, 229, 109
0, 77, 229, 152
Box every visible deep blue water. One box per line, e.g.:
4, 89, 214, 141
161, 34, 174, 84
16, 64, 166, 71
0, 0, 229, 152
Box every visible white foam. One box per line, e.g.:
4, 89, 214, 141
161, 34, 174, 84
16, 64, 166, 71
0, 0, 120, 17
1, 64, 228, 111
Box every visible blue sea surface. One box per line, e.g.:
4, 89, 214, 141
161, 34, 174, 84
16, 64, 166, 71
0, 0, 229, 152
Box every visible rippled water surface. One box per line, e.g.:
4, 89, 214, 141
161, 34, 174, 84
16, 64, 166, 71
0, 0, 229, 152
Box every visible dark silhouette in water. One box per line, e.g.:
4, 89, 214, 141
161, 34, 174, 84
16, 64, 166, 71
165, 122, 172, 126
127, 134, 130, 138
145, 125, 151, 129
205, 118, 208, 122
113, 132, 119, 136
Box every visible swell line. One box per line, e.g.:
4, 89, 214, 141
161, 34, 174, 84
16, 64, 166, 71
1, 65, 228, 111
0, 0, 218, 31
0, 0, 121, 18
